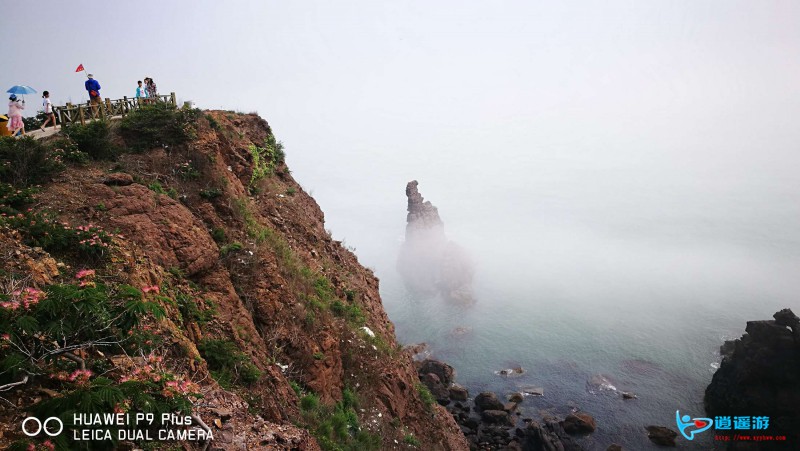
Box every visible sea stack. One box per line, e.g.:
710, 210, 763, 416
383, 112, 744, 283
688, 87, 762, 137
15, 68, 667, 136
397, 181, 474, 304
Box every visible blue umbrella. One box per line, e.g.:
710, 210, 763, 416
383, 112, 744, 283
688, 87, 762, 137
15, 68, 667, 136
7, 85, 37, 102
7, 85, 37, 95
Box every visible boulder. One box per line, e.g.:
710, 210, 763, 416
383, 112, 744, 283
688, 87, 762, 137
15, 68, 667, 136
474, 392, 504, 411
418, 359, 455, 384
508, 392, 524, 403
606, 445, 622, 451
645, 426, 677, 447
562, 413, 596, 434
521, 419, 583, 451
621, 392, 636, 400
449, 383, 468, 401
481, 409, 512, 426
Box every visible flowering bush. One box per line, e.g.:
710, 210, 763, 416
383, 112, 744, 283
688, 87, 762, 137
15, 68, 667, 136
49, 138, 90, 165
0, 137, 64, 187
0, 183, 38, 215
0, 210, 116, 261
0, 282, 165, 386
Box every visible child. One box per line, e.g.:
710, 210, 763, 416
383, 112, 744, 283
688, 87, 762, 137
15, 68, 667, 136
40, 91, 57, 131
7, 94, 25, 137
136, 80, 147, 99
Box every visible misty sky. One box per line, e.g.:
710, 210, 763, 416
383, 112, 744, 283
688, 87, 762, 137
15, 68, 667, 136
4, 1, 800, 258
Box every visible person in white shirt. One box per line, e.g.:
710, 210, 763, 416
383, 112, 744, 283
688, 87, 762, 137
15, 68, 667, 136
40, 91, 57, 131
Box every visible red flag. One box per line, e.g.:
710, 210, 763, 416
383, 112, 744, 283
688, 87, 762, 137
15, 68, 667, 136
75, 64, 85, 72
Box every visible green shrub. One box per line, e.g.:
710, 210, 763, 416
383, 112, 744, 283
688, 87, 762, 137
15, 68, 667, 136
210, 227, 226, 243
120, 103, 201, 150
147, 181, 177, 199
416, 383, 435, 412
219, 241, 243, 256
290, 380, 304, 396
49, 138, 90, 164
63, 120, 116, 160
0, 136, 64, 186
301, 389, 380, 451
0, 183, 38, 215
248, 135, 285, 188
197, 338, 261, 386
301, 393, 320, 411
1, 210, 115, 261
206, 114, 220, 130
403, 434, 421, 447
200, 187, 223, 200
176, 292, 215, 325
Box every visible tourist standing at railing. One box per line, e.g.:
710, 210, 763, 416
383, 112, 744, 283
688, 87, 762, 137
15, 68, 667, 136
7, 94, 25, 136
136, 80, 147, 99
85, 74, 102, 115
40, 91, 58, 131
136, 80, 147, 106
145, 78, 158, 100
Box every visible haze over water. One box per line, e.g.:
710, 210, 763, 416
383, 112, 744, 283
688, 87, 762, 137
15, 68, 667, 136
6, 2, 800, 447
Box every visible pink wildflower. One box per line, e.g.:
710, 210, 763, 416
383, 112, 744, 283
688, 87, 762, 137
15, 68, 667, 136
142, 285, 160, 294
75, 269, 96, 280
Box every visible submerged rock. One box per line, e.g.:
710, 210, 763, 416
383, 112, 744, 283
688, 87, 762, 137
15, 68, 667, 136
562, 413, 596, 435
645, 425, 677, 446
516, 385, 545, 397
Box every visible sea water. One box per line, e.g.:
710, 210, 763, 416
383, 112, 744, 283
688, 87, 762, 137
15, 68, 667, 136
289, 127, 800, 450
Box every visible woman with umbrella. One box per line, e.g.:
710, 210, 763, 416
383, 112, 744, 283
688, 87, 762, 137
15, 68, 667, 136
7, 94, 25, 136
5, 85, 37, 137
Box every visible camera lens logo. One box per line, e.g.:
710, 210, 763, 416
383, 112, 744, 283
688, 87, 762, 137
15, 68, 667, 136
676, 410, 713, 440
22, 417, 64, 437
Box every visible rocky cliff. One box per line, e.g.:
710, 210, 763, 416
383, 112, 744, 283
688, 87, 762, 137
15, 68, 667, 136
705, 308, 800, 450
0, 111, 468, 450
397, 181, 474, 304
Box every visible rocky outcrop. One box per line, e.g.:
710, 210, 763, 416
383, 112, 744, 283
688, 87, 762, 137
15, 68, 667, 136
397, 181, 474, 304
705, 308, 800, 448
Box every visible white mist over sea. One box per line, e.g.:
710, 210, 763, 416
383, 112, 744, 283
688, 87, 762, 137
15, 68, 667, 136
285, 96, 800, 450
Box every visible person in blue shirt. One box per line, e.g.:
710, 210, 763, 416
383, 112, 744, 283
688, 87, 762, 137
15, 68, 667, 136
85, 74, 102, 116
135, 80, 147, 100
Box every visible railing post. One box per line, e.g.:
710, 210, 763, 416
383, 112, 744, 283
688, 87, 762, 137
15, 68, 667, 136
65, 103, 73, 127
78, 104, 85, 125
104, 98, 111, 119
171, 92, 176, 106
122, 96, 128, 116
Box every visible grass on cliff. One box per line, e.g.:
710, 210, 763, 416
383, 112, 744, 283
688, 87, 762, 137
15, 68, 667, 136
197, 338, 261, 387
299, 388, 380, 451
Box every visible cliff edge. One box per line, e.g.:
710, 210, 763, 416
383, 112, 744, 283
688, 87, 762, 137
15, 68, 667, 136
0, 108, 468, 450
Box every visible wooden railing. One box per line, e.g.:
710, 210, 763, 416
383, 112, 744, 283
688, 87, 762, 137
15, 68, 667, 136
54, 92, 177, 127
